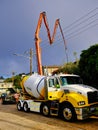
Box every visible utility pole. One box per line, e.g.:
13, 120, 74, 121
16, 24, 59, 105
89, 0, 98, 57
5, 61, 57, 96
14, 48, 35, 75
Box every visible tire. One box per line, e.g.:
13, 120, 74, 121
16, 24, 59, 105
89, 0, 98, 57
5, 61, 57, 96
40, 103, 50, 117
23, 102, 29, 112
61, 104, 77, 122
17, 101, 22, 111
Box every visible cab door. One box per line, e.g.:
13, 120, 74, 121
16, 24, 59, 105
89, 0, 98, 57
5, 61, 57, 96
47, 77, 60, 100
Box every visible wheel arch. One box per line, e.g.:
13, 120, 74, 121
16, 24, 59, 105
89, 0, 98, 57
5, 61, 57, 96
60, 101, 74, 109
59, 101, 77, 122
40, 101, 51, 116
40, 101, 51, 111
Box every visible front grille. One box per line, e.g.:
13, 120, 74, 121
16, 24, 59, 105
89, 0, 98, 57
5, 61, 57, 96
87, 91, 98, 104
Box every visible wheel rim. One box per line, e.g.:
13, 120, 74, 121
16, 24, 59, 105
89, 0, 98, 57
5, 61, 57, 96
17, 102, 21, 110
63, 108, 72, 120
43, 105, 49, 116
24, 103, 28, 111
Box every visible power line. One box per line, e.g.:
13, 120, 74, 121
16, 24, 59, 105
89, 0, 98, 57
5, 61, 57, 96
41, 25, 98, 53
67, 22, 98, 40
40, 19, 98, 50
65, 19, 98, 38
40, 8, 97, 44
34, 8, 98, 65
63, 7, 98, 31
63, 13, 98, 33
40, 8, 98, 49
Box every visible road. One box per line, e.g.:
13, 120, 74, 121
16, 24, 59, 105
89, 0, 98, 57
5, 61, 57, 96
0, 102, 98, 130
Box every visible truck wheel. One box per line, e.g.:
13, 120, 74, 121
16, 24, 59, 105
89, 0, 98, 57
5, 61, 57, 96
23, 102, 29, 112
41, 103, 50, 117
61, 105, 77, 122
17, 101, 22, 111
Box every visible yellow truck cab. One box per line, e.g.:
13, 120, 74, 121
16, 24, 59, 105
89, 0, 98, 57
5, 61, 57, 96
17, 74, 98, 122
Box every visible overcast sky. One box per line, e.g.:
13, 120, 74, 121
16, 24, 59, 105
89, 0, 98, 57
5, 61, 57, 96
0, 0, 98, 77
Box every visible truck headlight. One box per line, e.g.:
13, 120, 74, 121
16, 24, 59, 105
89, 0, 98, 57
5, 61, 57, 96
78, 101, 85, 106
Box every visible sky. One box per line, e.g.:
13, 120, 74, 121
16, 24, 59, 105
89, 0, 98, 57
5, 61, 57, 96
0, 0, 98, 77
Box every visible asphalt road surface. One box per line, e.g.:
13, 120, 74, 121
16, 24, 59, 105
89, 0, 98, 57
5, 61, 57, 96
0, 102, 98, 130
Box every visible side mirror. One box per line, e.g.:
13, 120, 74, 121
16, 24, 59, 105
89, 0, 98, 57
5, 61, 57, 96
56, 84, 60, 88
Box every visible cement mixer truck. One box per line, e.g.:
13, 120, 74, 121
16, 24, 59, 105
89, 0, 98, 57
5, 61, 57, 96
17, 74, 98, 122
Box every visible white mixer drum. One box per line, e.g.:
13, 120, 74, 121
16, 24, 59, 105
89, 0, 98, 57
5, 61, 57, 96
24, 74, 46, 99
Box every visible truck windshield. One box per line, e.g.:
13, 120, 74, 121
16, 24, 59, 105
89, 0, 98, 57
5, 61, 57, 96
60, 76, 83, 86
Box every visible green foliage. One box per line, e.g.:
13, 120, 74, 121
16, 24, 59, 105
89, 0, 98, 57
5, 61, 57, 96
79, 44, 98, 88
61, 62, 79, 74
53, 62, 79, 75
14, 75, 22, 89
4, 78, 12, 82
5, 75, 22, 89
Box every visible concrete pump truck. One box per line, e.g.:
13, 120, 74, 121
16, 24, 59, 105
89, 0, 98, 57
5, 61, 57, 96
17, 12, 98, 122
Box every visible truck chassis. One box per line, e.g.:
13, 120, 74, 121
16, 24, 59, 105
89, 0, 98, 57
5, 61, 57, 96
17, 99, 97, 122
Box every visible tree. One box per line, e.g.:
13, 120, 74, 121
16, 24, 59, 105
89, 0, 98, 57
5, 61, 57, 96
79, 44, 98, 88
5, 74, 23, 89
14, 75, 22, 89
52, 62, 79, 75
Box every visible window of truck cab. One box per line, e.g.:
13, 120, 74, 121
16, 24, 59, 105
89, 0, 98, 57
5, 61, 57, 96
48, 78, 60, 88
60, 76, 83, 86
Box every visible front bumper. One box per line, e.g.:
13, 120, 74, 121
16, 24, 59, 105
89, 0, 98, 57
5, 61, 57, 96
75, 104, 98, 120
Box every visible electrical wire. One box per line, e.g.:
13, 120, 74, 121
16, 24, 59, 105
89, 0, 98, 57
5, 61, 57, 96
34, 7, 98, 65
63, 7, 98, 31
40, 8, 98, 49
40, 8, 97, 43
